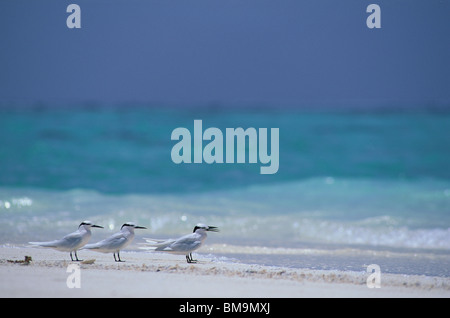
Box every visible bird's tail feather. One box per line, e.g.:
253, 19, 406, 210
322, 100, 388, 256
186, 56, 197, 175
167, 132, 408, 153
138, 238, 172, 250
143, 238, 168, 244
28, 241, 59, 248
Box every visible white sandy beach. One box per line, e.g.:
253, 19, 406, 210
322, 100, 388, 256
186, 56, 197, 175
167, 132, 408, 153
1, 245, 449, 298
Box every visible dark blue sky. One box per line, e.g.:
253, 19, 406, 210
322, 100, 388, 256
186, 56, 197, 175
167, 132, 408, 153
1, 0, 449, 106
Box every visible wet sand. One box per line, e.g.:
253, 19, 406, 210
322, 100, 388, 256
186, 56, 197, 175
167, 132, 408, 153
1, 245, 449, 298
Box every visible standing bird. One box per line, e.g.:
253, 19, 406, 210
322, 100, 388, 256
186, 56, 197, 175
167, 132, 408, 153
139, 223, 219, 263
29, 220, 104, 261
83, 222, 147, 262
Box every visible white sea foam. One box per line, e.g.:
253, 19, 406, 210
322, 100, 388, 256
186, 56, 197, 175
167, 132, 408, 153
1, 177, 449, 251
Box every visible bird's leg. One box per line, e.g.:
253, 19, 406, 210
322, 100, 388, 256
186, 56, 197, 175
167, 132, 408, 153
74, 250, 82, 261
70, 252, 74, 261
114, 252, 124, 262
190, 253, 198, 263
186, 253, 197, 263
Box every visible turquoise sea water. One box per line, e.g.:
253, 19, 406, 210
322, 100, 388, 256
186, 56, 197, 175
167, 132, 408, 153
1, 104, 450, 193
1, 104, 449, 275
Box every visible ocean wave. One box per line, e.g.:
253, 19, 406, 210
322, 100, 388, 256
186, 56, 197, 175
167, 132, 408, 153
1, 177, 449, 250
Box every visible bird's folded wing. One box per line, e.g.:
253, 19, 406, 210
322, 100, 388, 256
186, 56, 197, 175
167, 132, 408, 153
84, 234, 126, 250
169, 237, 202, 252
